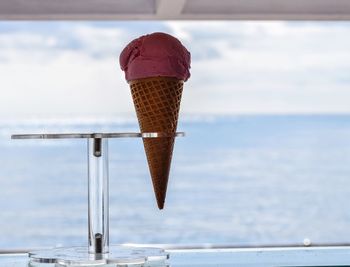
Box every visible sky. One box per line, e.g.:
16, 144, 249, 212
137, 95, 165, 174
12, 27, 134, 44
0, 21, 350, 120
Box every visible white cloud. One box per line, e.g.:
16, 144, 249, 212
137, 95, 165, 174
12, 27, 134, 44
0, 24, 135, 119
0, 53, 133, 117
71, 25, 127, 57
167, 21, 350, 114
0, 21, 350, 120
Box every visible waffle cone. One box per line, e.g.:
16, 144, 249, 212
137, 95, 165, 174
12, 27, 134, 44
129, 77, 184, 209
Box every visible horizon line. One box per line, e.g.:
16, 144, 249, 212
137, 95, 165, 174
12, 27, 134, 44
0, 112, 350, 125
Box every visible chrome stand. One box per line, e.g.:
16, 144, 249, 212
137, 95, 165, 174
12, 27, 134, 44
12, 132, 184, 266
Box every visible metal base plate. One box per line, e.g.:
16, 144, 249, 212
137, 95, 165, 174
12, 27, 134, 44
28, 245, 169, 266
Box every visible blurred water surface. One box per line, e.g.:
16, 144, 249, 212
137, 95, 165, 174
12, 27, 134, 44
0, 115, 350, 248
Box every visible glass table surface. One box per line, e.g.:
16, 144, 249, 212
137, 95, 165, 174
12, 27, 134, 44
2, 246, 350, 267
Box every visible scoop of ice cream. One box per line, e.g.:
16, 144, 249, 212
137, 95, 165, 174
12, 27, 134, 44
120, 32, 191, 81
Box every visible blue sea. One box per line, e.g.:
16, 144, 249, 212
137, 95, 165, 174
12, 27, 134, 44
1, 115, 350, 249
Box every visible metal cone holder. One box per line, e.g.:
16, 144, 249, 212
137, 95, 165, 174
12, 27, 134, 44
11, 132, 184, 266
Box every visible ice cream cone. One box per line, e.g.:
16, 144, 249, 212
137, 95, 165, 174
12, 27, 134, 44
129, 76, 184, 209
120, 32, 190, 209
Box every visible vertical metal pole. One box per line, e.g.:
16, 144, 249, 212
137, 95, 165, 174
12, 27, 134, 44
88, 137, 109, 254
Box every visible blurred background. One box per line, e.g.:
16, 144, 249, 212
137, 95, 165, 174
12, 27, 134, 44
1, 21, 350, 249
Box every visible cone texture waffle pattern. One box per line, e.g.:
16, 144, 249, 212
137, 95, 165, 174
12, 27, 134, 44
129, 77, 184, 209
